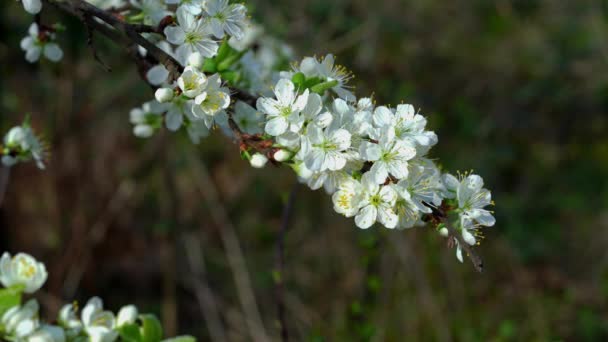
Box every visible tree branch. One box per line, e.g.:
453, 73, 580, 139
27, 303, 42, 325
441, 216, 483, 273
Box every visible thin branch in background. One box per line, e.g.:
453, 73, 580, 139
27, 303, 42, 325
275, 183, 298, 342
61, 179, 136, 297
390, 234, 452, 342
0, 167, 10, 207
188, 157, 269, 342
182, 234, 227, 342
83, 13, 112, 72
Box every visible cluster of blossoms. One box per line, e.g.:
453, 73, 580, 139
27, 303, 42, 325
1, 120, 46, 169
0, 252, 195, 342
12, 0, 496, 263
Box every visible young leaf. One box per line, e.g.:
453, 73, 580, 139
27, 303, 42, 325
161, 336, 197, 342
118, 323, 142, 342
0, 285, 24, 316
139, 314, 163, 342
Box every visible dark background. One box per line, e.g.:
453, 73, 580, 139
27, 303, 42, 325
1, 0, 608, 340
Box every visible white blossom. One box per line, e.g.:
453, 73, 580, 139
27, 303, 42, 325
164, 7, 219, 64
178, 66, 208, 98
1, 299, 40, 339
81, 297, 118, 342
359, 125, 417, 184
303, 125, 351, 172
257, 79, 309, 136
204, 0, 248, 40
130, 101, 166, 138
353, 172, 399, 229
456, 174, 495, 229
192, 74, 231, 119
21, 23, 63, 63
372, 104, 437, 152
0, 252, 47, 293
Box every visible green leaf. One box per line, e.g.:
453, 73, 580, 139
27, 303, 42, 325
291, 72, 305, 88
118, 323, 142, 342
215, 40, 233, 63
220, 70, 240, 85
139, 314, 163, 342
202, 59, 217, 73
161, 336, 197, 342
310, 80, 339, 94
0, 285, 24, 316
302, 76, 323, 90
217, 51, 246, 71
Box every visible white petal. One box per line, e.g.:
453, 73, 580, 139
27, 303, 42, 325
330, 129, 351, 151
355, 205, 377, 229
274, 79, 295, 106
43, 43, 63, 62
369, 162, 388, 184
378, 206, 398, 229
469, 209, 495, 226
373, 106, 394, 127
359, 142, 381, 161
23, 0, 42, 14
164, 26, 186, 45
146, 64, 169, 85
256, 98, 280, 116
25, 47, 41, 63
165, 110, 183, 131
264, 117, 288, 136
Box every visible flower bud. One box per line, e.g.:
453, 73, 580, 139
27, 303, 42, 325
154, 88, 174, 103
0, 252, 48, 293
117, 305, 138, 327
273, 149, 291, 162
133, 125, 154, 138
250, 153, 268, 168
438, 227, 448, 237
187, 52, 205, 69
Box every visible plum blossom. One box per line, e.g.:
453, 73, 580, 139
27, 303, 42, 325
21, 23, 63, 63
359, 125, 417, 184
204, 0, 248, 40
0, 252, 48, 293
164, 7, 219, 64
257, 79, 309, 136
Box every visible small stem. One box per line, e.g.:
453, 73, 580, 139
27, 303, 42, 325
441, 216, 483, 273
275, 183, 297, 341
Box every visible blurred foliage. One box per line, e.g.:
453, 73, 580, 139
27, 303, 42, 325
1, 0, 608, 341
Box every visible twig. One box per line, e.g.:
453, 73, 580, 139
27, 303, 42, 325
442, 216, 483, 273
275, 183, 297, 342
189, 157, 269, 342
0, 166, 10, 208
83, 13, 112, 72
182, 234, 227, 342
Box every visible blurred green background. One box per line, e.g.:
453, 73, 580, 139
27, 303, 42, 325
2, 0, 608, 341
